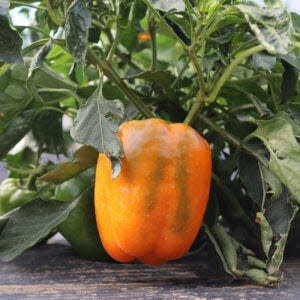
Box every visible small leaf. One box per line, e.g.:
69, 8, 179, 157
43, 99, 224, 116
65, 0, 92, 67
0, 197, 81, 261
28, 40, 53, 78
256, 212, 273, 257
40, 145, 99, 184
0, 16, 23, 63
244, 268, 281, 286
70, 85, 124, 158
147, 0, 185, 12
237, 4, 292, 55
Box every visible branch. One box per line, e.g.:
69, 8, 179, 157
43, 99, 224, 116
184, 45, 265, 125
87, 49, 155, 119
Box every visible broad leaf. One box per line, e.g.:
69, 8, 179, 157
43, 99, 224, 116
65, 0, 91, 67
237, 4, 292, 55
0, 16, 23, 63
239, 151, 264, 206
71, 85, 124, 158
253, 116, 300, 204
0, 197, 80, 262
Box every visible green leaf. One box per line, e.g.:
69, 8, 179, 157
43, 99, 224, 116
260, 164, 282, 200
70, 85, 124, 158
4, 82, 28, 100
281, 59, 298, 104
125, 70, 175, 90
237, 4, 292, 55
239, 151, 264, 205
291, 12, 300, 32
0, 16, 23, 63
264, 0, 281, 8
204, 224, 235, 277
281, 53, 300, 71
28, 40, 53, 78
253, 116, 300, 204
265, 192, 298, 273
147, 0, 185, 12
252, 52, 276, 71
265, 190, 297, 237
0, 0, 9, 16
32, 110, 64, 154
65, 0, 92, 67
0, 111, 35, 160
0, 197, 80, 262
256, 212, 273, 257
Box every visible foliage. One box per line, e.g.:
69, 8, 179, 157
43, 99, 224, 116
0, 0, 300, 286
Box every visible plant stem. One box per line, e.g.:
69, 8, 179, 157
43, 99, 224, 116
197, 114, 268, 167
104, 29, 142, 70
107, 0, 121, 62
87, 49, 155, 118
189, 45, 207, 93
207, 45, 265, 104
16, 26, 51, 38
184, 44, 265, 125
149, 13, 157, 71
22, 39, 49, 55
42, 0, 64, 26
197, 114, 241, 147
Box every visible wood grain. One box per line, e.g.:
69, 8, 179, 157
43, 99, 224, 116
0, 240, 299, 299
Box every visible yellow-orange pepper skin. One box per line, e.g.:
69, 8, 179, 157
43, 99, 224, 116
94, 118, 212, 265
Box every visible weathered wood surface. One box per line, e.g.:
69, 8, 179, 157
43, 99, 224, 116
0, 240, 299, 300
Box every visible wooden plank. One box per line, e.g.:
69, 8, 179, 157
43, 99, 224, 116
0, 242, 299, 299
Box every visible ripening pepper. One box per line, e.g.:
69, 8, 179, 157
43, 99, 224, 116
0, 178, 36, 216
94, 118, 212, 265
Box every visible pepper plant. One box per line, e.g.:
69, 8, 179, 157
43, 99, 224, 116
0, 0, 300, 286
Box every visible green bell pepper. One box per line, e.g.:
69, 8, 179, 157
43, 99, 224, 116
55, 174, 110, 261
0, 178, 36, 216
